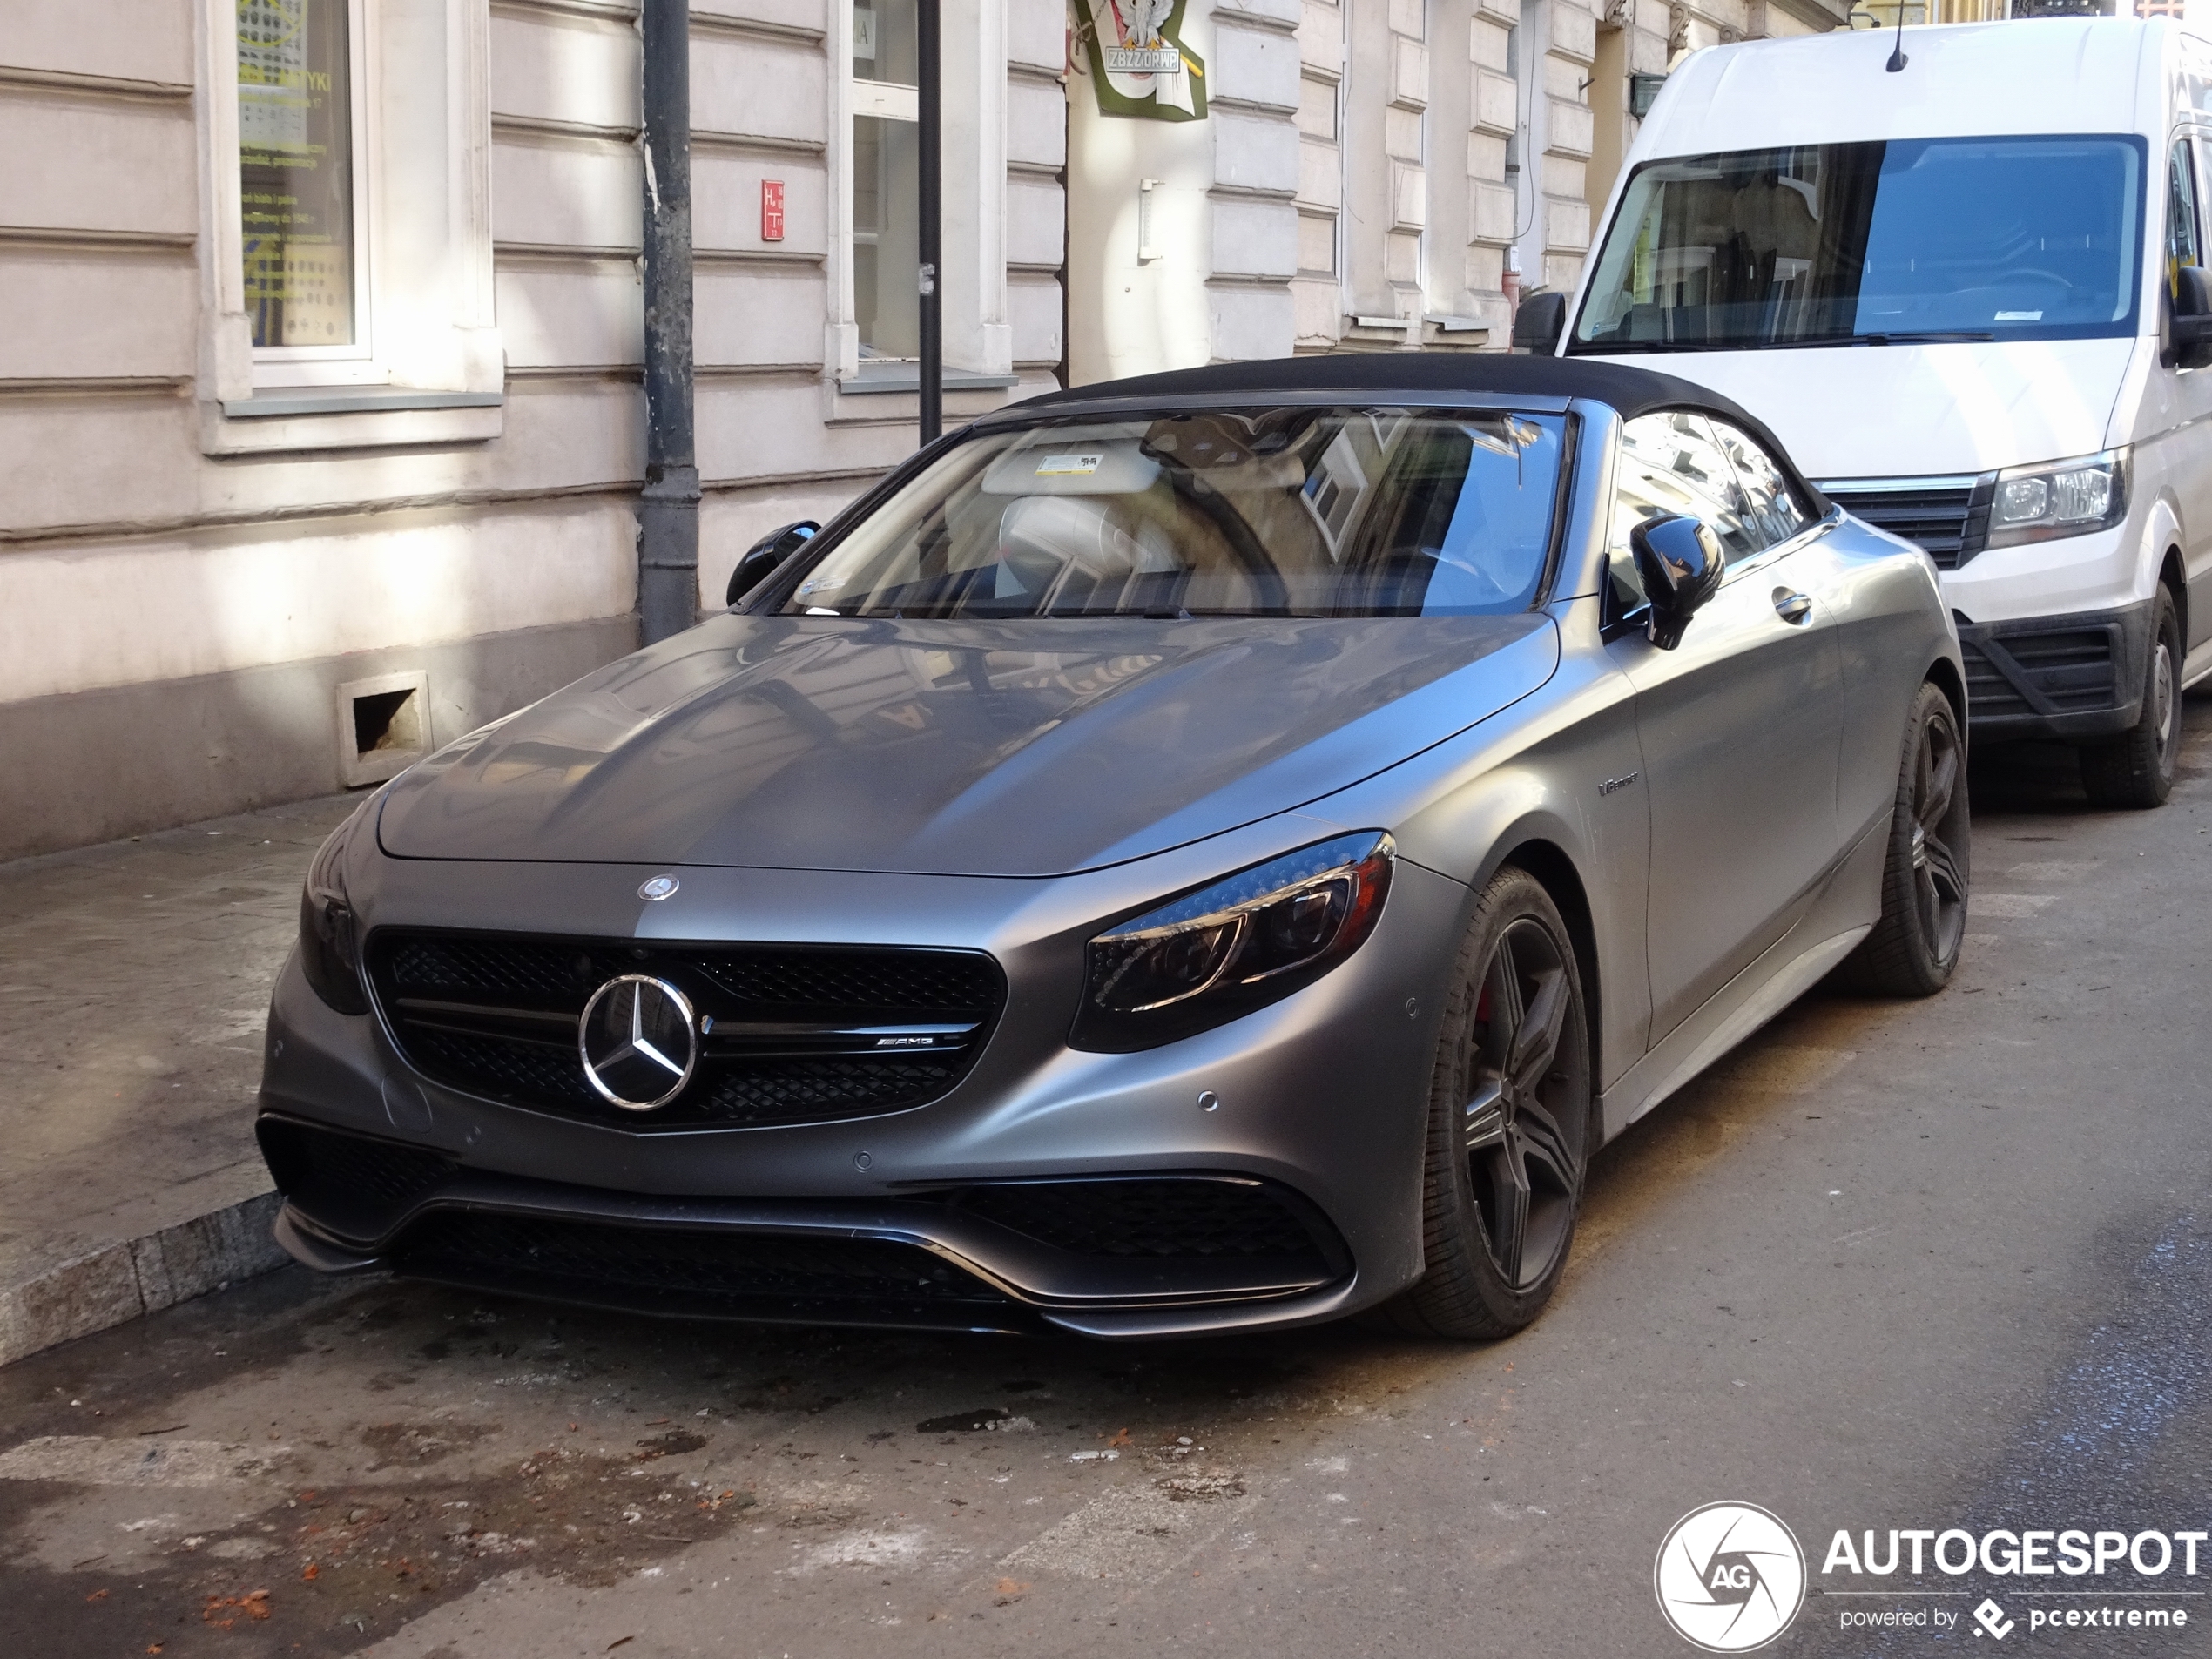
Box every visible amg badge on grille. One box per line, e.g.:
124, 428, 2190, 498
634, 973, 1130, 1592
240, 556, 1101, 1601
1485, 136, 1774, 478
577, 974, 698, 1109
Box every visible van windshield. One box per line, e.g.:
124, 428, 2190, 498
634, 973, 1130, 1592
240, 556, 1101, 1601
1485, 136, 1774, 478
1570, 136, 2145, 353
775, 408, 1568, 620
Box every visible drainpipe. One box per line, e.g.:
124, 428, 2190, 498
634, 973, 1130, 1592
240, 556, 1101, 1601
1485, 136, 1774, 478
917, 0, 942, 443
637, 0, 698, 644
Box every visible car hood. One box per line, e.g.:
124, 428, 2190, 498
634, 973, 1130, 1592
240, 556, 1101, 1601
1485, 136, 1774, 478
377, 612, 1559, 877
1581, 338, 2135, 478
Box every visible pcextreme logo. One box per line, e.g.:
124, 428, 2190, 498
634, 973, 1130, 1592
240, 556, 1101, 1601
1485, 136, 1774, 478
1655, 1502, 1810, 1651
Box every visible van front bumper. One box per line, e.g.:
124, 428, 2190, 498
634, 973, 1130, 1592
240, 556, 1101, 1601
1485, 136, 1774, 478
1955, 599, 2151, 743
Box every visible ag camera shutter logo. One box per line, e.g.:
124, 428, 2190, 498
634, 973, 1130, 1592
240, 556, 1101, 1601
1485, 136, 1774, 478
1656, 1502, 1808, 1651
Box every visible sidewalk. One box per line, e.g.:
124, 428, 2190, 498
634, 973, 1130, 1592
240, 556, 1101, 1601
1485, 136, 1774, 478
0, 793, 358, 1365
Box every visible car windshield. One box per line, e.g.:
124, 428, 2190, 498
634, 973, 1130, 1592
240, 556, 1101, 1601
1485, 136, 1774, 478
1570, 136, 2145, 353
777, 407, 1568, 619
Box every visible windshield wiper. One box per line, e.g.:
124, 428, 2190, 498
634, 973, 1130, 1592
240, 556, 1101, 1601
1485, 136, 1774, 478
1793, 330, 1997, 347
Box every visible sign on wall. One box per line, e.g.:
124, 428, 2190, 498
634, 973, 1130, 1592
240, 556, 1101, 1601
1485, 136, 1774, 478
1077, 0, 1206, 122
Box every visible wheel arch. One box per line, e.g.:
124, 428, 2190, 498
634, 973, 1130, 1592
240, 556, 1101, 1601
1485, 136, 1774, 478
1493, 837, 1604, 1098
2160, 543, 2187, 646
1924, 651, 1967, 739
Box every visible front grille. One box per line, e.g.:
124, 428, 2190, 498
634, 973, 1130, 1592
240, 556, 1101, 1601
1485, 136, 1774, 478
1962, 627, 2118, 722
957, 1178, 1335, 1271
1824, 478, 1993, 570
258, 1116, 456, 1242
389, 1211, 1015, 1325
366, 930, 1004, 1132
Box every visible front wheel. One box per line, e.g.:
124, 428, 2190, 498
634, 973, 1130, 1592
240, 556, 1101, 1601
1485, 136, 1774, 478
1838, 680, 1971, 996
2079, 588, 2182, 810
1376, 867, 1593, 1340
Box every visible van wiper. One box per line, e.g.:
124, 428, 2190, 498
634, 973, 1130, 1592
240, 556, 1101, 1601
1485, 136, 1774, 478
1794, 330, 1997, 347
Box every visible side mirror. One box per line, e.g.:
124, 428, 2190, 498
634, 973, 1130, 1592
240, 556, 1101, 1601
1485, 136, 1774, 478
725, 520, 819, 607
2172, 266, 2212, 370
1511, 291, 1566, 354
1629, 513, 1727, 651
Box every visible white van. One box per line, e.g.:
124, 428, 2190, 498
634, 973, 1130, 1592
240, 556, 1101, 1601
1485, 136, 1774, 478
1539, 17, 2212, 806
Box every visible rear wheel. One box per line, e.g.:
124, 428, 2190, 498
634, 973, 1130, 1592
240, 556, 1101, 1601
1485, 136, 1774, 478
2079, 587, 2182, 810
1838, 680, 1970, 996
1378, 867, 1592, 1339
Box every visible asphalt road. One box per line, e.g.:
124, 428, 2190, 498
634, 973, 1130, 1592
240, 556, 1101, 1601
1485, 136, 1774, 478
5, 698, 2210, 1659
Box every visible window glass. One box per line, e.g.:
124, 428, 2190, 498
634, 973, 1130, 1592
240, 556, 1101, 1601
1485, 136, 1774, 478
238, 0, 358, 348
2168, 137, 2202, 297
1707, 419, 1811, 550
1610, 412, 1757, 561
1573, 137, 2146, 352
779, 408, 1568, 618
853, 0, 919, 361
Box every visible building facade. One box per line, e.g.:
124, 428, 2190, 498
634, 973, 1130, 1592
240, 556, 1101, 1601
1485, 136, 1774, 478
0, 0, 1846, 860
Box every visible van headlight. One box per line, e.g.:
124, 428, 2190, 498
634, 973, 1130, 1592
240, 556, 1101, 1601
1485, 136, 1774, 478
1986, 449, 2127, 549
299, 805, 370, 1015
1070, 833, 1394, 1052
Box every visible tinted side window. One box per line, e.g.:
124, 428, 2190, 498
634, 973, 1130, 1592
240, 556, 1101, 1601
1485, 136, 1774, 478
1708, 419, 1812, 550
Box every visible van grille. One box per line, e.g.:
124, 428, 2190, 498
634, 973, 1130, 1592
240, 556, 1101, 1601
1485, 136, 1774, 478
1960, 628, 2119, 722
1821, 476, 1993, 570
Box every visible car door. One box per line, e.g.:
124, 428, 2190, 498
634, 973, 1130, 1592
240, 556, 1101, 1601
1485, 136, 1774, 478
1604, 412, 1846, 1045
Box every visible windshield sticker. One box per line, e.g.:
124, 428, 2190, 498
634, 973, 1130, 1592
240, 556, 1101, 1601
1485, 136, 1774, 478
1035, 453, 1104, 476
1994, 310, 2043, 321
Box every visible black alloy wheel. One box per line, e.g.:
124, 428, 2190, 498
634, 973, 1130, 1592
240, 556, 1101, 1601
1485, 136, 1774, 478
1839, 680, 1971, 996
1379, 867, 1592, 1339
2080, 587, 2182, 809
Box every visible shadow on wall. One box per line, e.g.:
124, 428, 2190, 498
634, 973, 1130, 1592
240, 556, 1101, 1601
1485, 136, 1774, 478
0, 615, 637, 863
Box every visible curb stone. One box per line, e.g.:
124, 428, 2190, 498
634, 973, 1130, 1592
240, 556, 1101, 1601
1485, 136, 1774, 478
0, 1191, 290, 1368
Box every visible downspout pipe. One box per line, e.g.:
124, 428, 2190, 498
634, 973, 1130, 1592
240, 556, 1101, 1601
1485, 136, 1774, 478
917, 0, 942, 443
638, 0, 698, 644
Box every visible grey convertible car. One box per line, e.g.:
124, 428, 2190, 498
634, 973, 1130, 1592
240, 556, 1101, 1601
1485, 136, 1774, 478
259, 354, 1970, 1340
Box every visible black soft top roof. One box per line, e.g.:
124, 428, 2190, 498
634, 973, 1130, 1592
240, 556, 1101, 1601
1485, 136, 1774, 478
1011, 351, 1826, 510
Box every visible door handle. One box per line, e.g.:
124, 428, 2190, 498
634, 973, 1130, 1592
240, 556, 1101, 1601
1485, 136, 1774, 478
1772, 589, 1814, 625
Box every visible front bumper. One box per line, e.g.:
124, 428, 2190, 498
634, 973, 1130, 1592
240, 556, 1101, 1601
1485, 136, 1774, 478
255, 839, 1472, 1338
1955, 599, 2152, 743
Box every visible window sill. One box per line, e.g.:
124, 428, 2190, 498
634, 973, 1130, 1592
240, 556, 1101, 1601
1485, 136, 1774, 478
222, 388, 504, 419
199, 386, 505, 455
836, 367, 1022, 395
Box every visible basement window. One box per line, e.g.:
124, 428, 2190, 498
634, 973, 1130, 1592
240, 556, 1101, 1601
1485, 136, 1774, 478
336, 671, 430, 787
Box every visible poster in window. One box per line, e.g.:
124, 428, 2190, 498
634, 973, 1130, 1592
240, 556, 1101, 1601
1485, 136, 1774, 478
1077, 0, 1206, 122
238, 0, 357, 347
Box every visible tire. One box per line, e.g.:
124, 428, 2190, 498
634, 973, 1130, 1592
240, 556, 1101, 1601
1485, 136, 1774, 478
2080, 587, 2182, 810
1838, 681, 1971, 997
1376, 867, 1594, 1340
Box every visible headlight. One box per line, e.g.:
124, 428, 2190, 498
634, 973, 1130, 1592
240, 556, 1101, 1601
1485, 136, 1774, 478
1986, 449, 2126, 549
299, 805, 370, 1015
1070, 832, 1394, 1052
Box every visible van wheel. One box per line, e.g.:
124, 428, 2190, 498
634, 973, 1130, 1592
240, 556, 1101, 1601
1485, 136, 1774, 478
1375, 868, 1592, 1340
1838, 681, 1970, 997
2080, 588, 2182, 809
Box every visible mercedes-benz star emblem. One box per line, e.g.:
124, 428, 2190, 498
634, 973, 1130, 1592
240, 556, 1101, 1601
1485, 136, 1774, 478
637, 875, 680, 901
577, 974, 698, 1110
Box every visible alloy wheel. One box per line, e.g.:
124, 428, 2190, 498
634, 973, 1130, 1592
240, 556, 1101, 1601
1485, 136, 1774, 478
2152, 639, 2177, 772
1910, 705, 1968, 968
1463, 918, 1585, 1291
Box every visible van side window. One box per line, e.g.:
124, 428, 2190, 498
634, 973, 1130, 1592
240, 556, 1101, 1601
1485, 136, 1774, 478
2168, 138, 2202, 296
1707, 419, 1812, 550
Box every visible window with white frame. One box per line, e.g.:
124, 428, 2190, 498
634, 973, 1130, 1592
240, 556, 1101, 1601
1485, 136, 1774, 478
236, 0, 371, 369
851, 0, 920, 361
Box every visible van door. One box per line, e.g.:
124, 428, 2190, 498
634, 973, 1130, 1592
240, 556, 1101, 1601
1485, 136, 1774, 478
1605, 413, 1846, 1045
2178, 135, 2212, 670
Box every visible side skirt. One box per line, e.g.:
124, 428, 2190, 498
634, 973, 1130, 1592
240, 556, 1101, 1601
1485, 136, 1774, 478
1595, 813, 1887, 1143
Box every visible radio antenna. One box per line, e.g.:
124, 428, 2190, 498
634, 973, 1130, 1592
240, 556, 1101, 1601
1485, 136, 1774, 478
1885, 4, 1908, 72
